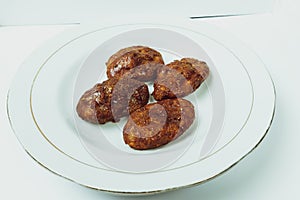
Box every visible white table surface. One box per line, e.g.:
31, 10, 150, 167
0, 0, 274, 25
1, 1, 300, 199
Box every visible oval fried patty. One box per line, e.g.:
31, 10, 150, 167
106, 46, 164, 82
152, 58, 209, 101
123, 98, 195, 150
76, 77, 149, 124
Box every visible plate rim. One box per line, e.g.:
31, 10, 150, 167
6, 21, 276, 194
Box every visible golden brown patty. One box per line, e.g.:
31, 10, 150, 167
76, 77, 149, 124
106, 46, 164, 82
152, 58, 209, 101
123, 98, 195, 150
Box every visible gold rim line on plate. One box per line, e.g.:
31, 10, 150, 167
29, 24, 255, 172
6, 23, 276, 194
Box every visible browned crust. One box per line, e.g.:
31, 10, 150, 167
76, 77, 149, 124
106, 46, 164, 82
152, 58, 209, 101
180, 58, 210, 80
123, 98, 195, 150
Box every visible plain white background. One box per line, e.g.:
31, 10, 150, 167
0, 0, 274, 25
1, 0, 300, 199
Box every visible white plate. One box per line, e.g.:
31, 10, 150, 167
7, 20, 275, 194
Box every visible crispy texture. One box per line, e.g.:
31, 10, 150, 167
106, 46, 164, 82
123, 98, 195, 150
76, 77, 149, 124
152, 58, 209, 101
181, 58, 210, 80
